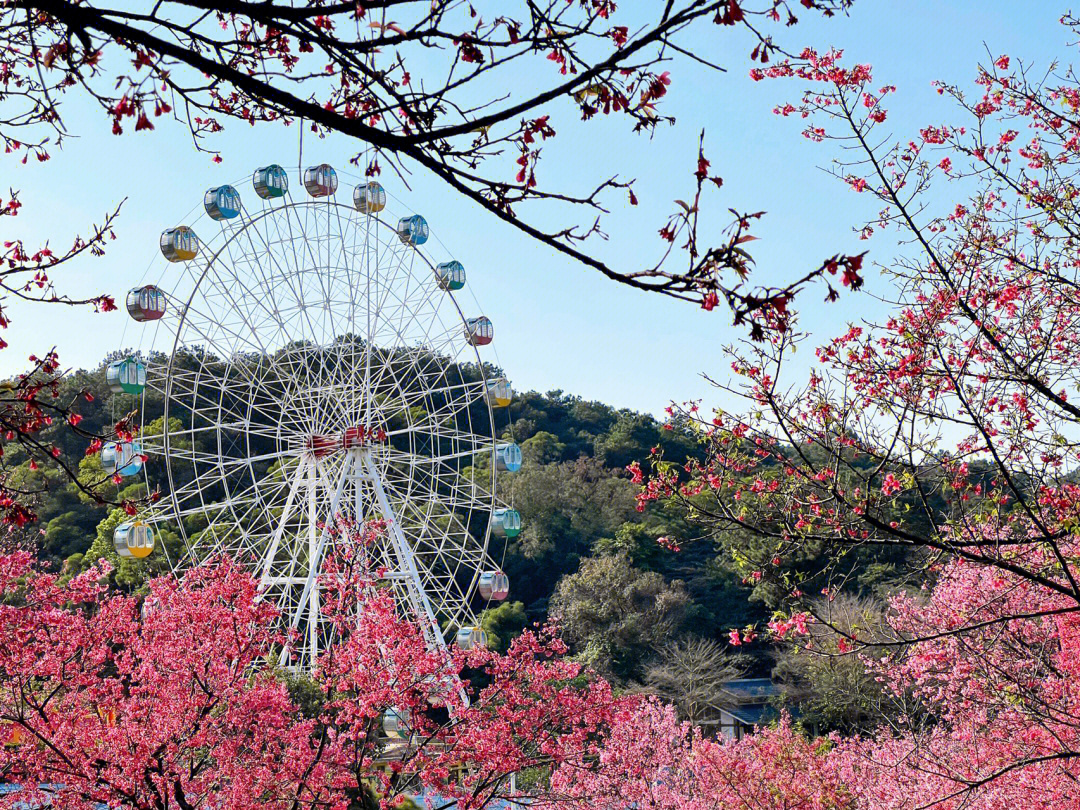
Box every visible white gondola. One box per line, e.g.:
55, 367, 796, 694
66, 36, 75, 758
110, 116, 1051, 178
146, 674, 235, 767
353, 181, 387, 213
113, 522, 156, 560
496, 442, 522, 473
435, 261, 466, 291
464, 316, 493, 346
106, 357, 147, 395
477, 570, 510, 601
204, 185, 242, 220
396, 215, 429, 246
490, 508, 521, 538
159, 226, 199, 262
253, 164, 289, 199
101, 441, 143, 477
126, 285, 166, 322
304, 164, 338, 198
456, 625, 487, 650
486, 377, 512, 408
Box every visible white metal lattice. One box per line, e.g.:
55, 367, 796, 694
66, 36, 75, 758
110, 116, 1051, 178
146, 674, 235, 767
134, 181, 508, 670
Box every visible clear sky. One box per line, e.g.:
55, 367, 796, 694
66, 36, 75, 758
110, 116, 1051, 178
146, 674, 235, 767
1, 3, 1068, 416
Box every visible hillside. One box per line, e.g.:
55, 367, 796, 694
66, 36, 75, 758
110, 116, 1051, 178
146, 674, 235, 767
5, 355, 773, 685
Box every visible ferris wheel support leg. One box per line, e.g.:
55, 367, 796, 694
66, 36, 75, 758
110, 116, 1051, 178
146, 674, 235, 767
257, 456, 308, 588
358, 452, 445, 648
307, 459, 318, 666
280, 453, 351, 669
358, 451, 470, 708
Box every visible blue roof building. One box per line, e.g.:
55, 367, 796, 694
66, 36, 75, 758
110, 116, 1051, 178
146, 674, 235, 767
716, 678, 787, 741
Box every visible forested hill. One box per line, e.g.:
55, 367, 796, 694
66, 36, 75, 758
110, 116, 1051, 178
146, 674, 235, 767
9, 355, 771, 686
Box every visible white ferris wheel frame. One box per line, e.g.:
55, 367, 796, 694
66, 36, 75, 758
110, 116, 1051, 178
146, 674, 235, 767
127, 171, 513, 670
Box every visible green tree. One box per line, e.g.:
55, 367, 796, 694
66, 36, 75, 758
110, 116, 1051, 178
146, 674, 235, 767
773, 594, 894, 735
520, 431, 567, 466
42, 509, 99, 559
480, 601, 528, 653
593, 412, 664, 470
78, 507, 178, 590
551, 553, 690, 682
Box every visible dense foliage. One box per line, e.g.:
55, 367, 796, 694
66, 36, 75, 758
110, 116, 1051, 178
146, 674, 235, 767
0, 532, 666, 810
6, 356, 780, 694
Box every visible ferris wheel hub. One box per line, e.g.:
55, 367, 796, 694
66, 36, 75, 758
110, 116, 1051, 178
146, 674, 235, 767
303, 426, 387, 457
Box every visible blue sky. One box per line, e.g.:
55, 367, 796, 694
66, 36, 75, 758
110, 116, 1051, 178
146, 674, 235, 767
2, 3, 1067, 416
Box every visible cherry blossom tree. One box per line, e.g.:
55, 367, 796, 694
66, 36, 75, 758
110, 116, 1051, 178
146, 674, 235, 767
544, 535, 1080, 808
634, 20, 1080, 804
547, 698, 852, 810
0, 522, 654, 810
830, 547, 1080, 808
0, 193, 123, 529
0, 552, 328, 810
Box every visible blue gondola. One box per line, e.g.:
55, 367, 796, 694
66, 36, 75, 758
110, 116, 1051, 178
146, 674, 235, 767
204, 185, 242, 220
101, 441, 143, 477
496, 442, 521, 473
396, 215, 429, 246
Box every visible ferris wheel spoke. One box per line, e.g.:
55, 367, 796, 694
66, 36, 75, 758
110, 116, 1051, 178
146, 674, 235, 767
165, 301, 277, 387
362, 333, 463, 422
386, 376, 486, 408
385, 332, 476, 415
158, 489, 276, 530
186, 261, 284, 353
180, 231, 298, 362
375, 479, 486, 542
159, 306, 278, 406
380, 461, 495, 512
223, 211, 310, 344
139, 419, 283, 450
331, 203, 364, 347
386, 388, 489, 439
159, 446, 294, 504
282, 200, 338, 360
242, 222, 331, 422
161, 376, 288, 444
384, 442, 489, 466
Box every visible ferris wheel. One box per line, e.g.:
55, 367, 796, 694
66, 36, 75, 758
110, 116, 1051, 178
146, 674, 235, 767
105, 163, 522, 670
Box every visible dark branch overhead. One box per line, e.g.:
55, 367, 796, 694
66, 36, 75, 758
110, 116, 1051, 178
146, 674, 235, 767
2, 0, 856, 331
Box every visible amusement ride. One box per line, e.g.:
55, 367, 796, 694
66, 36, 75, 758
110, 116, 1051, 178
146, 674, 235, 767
106, 162, 521, 673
